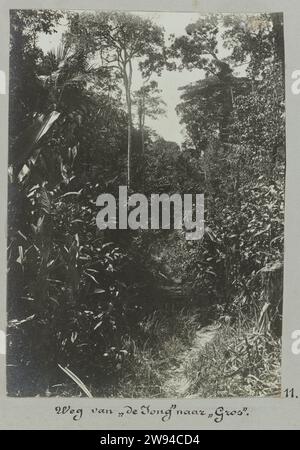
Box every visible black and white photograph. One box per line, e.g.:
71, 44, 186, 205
7, 9, 285, 399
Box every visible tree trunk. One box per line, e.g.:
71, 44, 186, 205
125, 85, 132, 189
123, 59, 133, 190
137, 98, 145, 189
140, 113, 145, 183
141, 119, 145, 158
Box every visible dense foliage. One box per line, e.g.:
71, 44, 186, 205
7, 10, 285, 396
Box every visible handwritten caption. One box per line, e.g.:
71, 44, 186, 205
54, 404, 250, 424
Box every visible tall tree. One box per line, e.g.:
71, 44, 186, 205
170, 16, 238, 144
174, 13, 285, 306
133, 81, 166, 181
222, 13, 285, 76
67, 12, 165, 189
170, 13, 285, 144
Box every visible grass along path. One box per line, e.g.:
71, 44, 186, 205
116, 308, 281, 398
116, 233, 280, 399
162, 324, 219, 397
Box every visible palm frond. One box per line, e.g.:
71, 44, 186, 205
58, 364, 93, 398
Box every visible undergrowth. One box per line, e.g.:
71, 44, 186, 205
184, 321, 281, 398
114, 307, 201, 397
39, 304, 281, 398
115, 306, 281, 398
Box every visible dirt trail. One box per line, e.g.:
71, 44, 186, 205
162, 325, 219, 397
152, 231, 220, 397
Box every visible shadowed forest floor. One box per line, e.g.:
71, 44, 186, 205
115, 311, 281, 398
162, 325, 219, 397
113, 233, 281, 399
12, 229, 280, 399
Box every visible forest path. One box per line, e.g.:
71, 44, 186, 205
150, 230, 220, 397
161, 324, 219, 397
